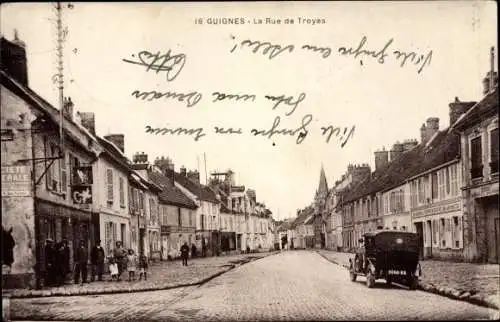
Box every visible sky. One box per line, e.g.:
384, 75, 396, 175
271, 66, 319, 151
1, 1, 497, 220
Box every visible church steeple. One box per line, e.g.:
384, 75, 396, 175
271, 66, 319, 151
317, 164, 328, 196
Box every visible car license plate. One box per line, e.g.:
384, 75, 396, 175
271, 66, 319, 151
388, 270, 406, 275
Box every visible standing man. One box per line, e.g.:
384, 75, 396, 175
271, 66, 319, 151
113, 241, 127, 281
90, 240, 105, 282
74, 240, 88, 285
44, 239, 55, 286
180, 242, 190, 266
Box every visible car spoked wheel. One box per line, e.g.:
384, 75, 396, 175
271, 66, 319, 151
366, 271, 375, 288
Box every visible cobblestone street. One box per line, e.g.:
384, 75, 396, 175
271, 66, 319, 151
317, 249, 500, 309
3, 252, 273, 298
6, 251, 498, 321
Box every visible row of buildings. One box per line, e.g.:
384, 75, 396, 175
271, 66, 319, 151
282, 47, 499, 264
1, 34, 275, 289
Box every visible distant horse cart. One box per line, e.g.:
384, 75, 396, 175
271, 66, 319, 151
349, 230, 422, 290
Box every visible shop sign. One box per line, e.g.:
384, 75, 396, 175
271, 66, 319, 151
413, 201, 461, 218
1, 165, 31, 197
71, 185, 92, 204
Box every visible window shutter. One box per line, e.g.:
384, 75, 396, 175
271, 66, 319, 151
119, 177, 125, 206
106, 169, 113, 203
60, 153, 67, 193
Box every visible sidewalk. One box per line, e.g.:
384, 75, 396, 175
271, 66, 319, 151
317, 249, 500, 310
2, 252, 277, 299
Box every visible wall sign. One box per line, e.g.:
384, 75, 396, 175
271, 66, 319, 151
1, 165, 31, 197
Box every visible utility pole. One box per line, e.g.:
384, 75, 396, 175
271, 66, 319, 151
56, 2, 65, 155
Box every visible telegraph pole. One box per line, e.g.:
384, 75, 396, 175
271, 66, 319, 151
55, 2, 65, 155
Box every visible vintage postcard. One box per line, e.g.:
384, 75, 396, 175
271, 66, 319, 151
1, 1, 499, 321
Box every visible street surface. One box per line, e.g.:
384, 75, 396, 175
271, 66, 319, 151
8, 251, 498, 321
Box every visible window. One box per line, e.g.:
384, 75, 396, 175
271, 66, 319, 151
119, 177, 125, 207
178, 208, 182, 226
440, 218, 446, 247
106, 168, 113, 204
189, 211, 193, 227
149, 198, 156, 224
432, 220, 438, 245
450, 165, 458, 196
438, 170, 445, 200
491, 128, 499, 174
431, 172, 438, 200
418, 178, 425, 204
470, 136, 483, 179
138, 191, 144, 215
445, 168, 451, 195
46, 142, 60, 192
452, 216, 460, 248
141, 192, 146, 215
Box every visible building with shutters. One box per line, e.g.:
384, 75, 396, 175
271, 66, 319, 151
450, 60, 498, 263
1, 34, 100, 288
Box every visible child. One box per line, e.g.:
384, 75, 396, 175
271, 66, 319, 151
108, 257, 119, 281
138, 255, 149, 281
126, 249, 137, 282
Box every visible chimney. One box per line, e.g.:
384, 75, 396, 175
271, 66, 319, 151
62, 97, 74, 121
402, 139, 418, 152
0, 30, 28, 86
389, 141, 404, 161
482, 47, 498, 96
421, 118, 439, 144
187, 170, 200, 183
77, 112, 96, 135
449, 97, 476, 126
420, 123, 427, 144
426, 117, 439, 139
180, 166, 187, 177
133, 152, 148, 164
104, 134, 125, 153
374, 148, 389, 171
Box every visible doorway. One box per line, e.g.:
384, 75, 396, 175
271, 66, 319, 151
415, 222, 424, 259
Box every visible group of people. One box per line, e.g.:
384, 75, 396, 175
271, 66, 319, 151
43, 239, 149, 286
43, 238, 70, 286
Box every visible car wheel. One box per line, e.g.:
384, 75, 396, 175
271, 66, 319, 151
366, 271, 375, 288
409, 276, 418, 290
350, 271, 357, 282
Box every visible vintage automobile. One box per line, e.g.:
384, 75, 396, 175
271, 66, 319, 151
348, 230, 422, 289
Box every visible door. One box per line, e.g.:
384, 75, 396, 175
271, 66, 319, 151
415, 222, 424, 259
120, 224, 126, 247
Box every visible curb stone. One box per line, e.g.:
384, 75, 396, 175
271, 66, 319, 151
316, 250, 499, 311
4, 253, 275, 299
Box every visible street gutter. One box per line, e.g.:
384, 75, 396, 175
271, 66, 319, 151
316, 250, 500, 311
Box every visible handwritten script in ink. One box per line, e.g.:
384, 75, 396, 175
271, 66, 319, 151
122, 33, 434, 147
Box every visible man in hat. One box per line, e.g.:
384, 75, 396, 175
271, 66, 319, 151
44, 238, 55, 286
90, 240, 105, 282
74, 240, 89, 285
